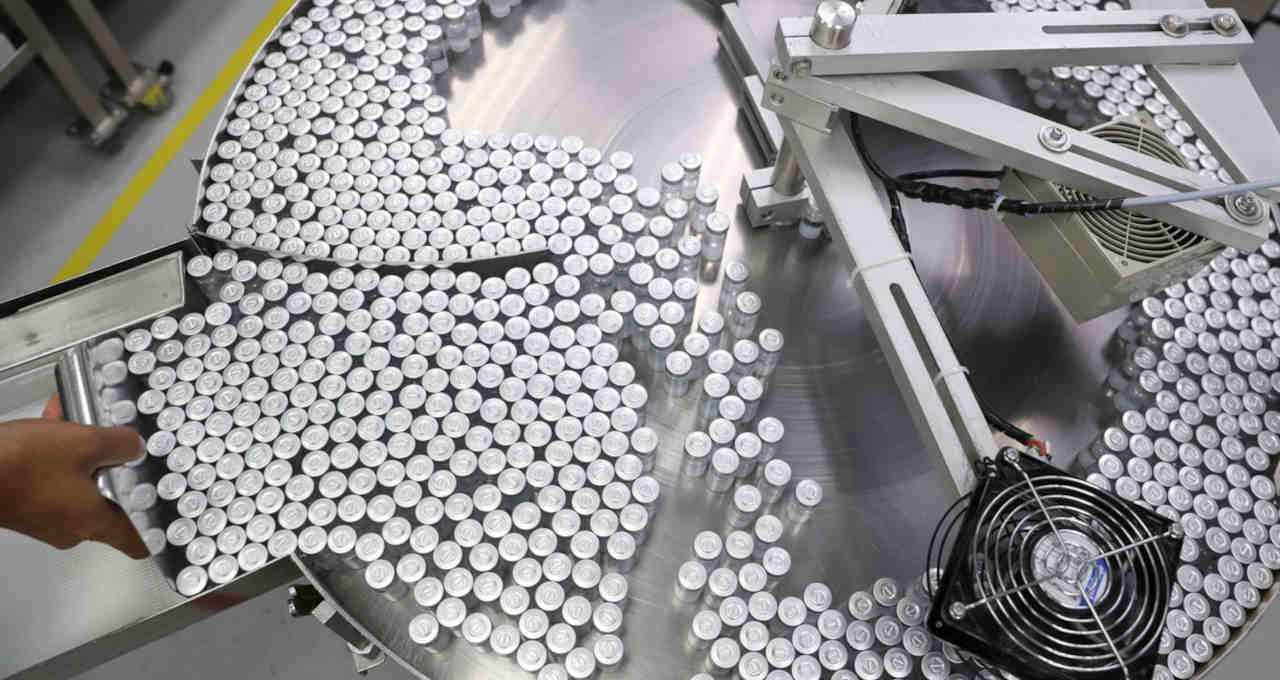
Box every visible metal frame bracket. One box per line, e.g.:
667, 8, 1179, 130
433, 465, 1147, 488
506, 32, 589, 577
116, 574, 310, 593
763, 69, 1272, 249
740, 166, 812, 228
762, 68, 837, 134
779, 113, 994, 492
776, 9, 1252, 76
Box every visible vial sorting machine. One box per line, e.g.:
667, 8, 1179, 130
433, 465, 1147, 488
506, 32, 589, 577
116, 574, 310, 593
3, 1, 1280, 679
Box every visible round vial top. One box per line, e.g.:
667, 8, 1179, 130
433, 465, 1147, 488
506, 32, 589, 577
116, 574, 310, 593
725, 530, 754, 561
565, 647, 596, 680
712, 448, 740, 477
694, 530, 723, 561
710, 638, 742, 671
739, 563, 768, 593
804, 583, 833, 613
778, 596, 808, 627
873, 578, 901, 607
757, 417, 785, 444
408, 613, 440, 646
708, 567, 738, 599
793, 479, 823, 508
762, 546, 791, 578
599, 571, 629, 604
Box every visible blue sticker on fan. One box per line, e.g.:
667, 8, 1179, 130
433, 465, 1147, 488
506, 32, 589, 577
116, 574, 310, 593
1079, 558, 1110, 607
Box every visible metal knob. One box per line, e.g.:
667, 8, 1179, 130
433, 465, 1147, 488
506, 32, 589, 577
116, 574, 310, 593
810, 1, 857, 51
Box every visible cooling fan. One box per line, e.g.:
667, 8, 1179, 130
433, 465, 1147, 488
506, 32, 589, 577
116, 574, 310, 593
927, 450, 1182, 680
999, 117, 1225, 322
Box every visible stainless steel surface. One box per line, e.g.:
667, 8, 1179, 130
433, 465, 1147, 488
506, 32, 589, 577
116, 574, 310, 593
275, 1, 1126, 679
54, 344, 99, 427
8, 1, 1280, 680
0, 251, 186, 382
775, 10, 1252, 76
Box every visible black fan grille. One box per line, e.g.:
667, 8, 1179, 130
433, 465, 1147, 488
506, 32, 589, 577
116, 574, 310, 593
973, 478, 1169, 673
930, 453, 1180, 680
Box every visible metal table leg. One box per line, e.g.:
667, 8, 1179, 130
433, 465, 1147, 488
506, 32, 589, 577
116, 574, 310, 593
65, 0, 171, 113
0, 0, 125, 144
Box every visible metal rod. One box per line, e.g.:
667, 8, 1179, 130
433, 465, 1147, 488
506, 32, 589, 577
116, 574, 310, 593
0, 0, 111, 125
771, 139, 807, 197
65, 0, 143, 88
54, 344, 99, 426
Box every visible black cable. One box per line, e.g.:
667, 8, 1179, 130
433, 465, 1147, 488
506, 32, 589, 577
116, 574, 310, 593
849, 114, 1046, 456
848, 116, 1145, 218
886, 188, 911, 253
898, 169, 1005, 182
926, 491, 971, 589
849, 114, 912, 252
975, 392, 1033, 446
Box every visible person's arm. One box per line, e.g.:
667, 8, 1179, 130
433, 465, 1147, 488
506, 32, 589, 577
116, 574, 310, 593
0, 396, 149, 559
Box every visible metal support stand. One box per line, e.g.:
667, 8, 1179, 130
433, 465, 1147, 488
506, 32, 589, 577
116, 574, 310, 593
288, 585, 387, 676
0, 0, 123, 145
740, 136, 814, 229
0, 0, 172, 146
740, 164, 811, 228
770, 139, 806, 196
722, 0, 1280, 491
65, 0, 171, 113
781, 113, 992, 492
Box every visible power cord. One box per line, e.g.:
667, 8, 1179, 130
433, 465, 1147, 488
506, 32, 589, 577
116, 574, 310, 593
849, 115, 913, 252
848, 115, 1280, 218
898, 168, 1004, 182
850, 115, 1050, 459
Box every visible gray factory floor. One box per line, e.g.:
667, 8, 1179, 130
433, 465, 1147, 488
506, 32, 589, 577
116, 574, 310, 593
1, 1, 1279, 679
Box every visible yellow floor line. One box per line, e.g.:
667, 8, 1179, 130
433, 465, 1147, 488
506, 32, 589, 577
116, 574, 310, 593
50, 0, 297, 284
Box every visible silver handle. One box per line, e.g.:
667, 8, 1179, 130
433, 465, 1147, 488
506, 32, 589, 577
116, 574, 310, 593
54, 343, 119, 503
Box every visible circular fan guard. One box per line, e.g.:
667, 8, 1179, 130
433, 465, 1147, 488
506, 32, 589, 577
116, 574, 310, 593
972, 476, 1170, 673
1054, 120, 1203, 264
928, 458, 1176, 679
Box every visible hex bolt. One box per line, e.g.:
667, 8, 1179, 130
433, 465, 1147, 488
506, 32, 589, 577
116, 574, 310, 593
1211, 13, 1241, 37
1038, 125, 1071, 153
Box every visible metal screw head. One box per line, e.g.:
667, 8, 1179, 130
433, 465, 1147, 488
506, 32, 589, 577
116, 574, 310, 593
1212, 13, 1241, 37
770, 66, 787, 82
1038, 125, 1071, 153
948, 602, 967, 620
768, 92, 785, 107
791, 58, 813, 76
1159, 14, 1190, 38
1002, 448, 1022, 465
1226, 192, 1268, 225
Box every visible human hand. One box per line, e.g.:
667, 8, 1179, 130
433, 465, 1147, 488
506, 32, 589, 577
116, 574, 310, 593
0, 395, 149, 559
